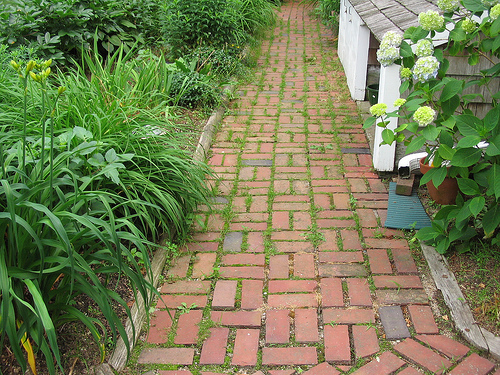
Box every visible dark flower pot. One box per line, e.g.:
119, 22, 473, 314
419, 157, 459, 205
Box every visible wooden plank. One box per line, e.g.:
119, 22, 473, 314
420, 244, 489, 351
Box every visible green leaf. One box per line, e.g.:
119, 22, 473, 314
363, 117, 376, 129
400, 80, 410, 94
422, 125, 440, 141
400, 41, 413, 57
416, 226, 440, 241
381, 129, 395, 145
120, 20, 136, 28
406, 135, 427, 154
483, 106, 500, 133
462, 0, 486, 12
451, 148, 483, 167
469, 196, 485, 217
454, 114, 482, 136
483, 204, 500, 237
441, 117, 456, 130
440, 79, 463, 102
468, 53, 479, 66
457, 135, 481, 148
437, 144, 455, 160
450, 27, 467, 42
487, 164, 500, 199
439, 129, 454, 147
492, 16, 500, 37
441, 95, 460, 117
421, 166, 447, 188
105, 149, 117, 163
457, 178, 481, 195
486, 134, 500, 156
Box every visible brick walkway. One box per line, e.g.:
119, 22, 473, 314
135, 1, 500, 374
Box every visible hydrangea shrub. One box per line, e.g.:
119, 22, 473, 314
364, 0, 500, 253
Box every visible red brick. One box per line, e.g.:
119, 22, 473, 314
192, 253, 217, 278
367, 249, 393, 274
159, 371, 192, 375
268, 371, 295, 375
373, 275, 423, 289
273, 211, 290, 230
332, 194, 350, 210
174, 310, 202, 345
356, 209, 379, 228
212, 280, 237, 309
320, 278, 344, 307
302, 362, 340, 375
318, 230, 339, 251
294, 253, 316, 278
449, 353, 495, 375
160, 280, 211, 294
407, 305, 439, 334
219, 266, 265, 279
269, 280, 317, 293
347, 278, 372, 307
232, 329, 260, 366
415, 334, 469, 359
211, 310, 262, 327
341, 229, 362, 250
222, 253, 266, 266
269, 255, 290, 279
314, 194, 331, 209
394, 338, 452, 374
323, 308, 375, 324
317, 219, 356, 228
324, 324, 350, 362
157, 295, 207, 309
365, 238, 408, 249
266, 309, 290, 343
352, 325, 379, 358
241, 280, 264, 309
274, 241, 314, 252
184, 241, 219, 252
247, 232, 265, 252
167, 255, 191, 278
262, 347, 318, 365
230, 222, 268, 231
351, 351, 405, 375
199, 327, 229, 365
319, 251, 363, 263
392, 248, 418, 273
397, 368, 421, 375
350, 178, 368, 193
295, 308, 319, 342
274, 202, 310, 211
147, 310, 173, 344
138, 348, 194, 365
268, 293, 318, 308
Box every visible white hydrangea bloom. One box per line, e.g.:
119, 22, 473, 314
490, 4, 500, 19
437, 0, 459, 12
380, 31, 404, 48
413, 56, 440, 82
377, 46, 400, 67
419, 10, 445, 31
415, 39, 434, 57
413, 106, 436, 126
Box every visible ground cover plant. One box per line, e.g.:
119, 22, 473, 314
364, 0, 500, 254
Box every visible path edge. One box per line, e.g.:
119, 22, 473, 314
95, 86, 235, 374
421, 242, 500, 361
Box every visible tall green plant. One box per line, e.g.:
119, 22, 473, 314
0, 60, 158, 374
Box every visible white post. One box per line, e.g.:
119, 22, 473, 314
372, 63, 401, 172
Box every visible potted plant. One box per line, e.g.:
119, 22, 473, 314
363, 0, 500, 254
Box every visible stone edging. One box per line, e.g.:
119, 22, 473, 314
94, 87, 235, 375
421, 243, 500, 361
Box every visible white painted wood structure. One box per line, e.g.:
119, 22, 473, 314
338, 0, 439, 172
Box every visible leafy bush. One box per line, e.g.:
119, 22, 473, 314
0, 0, 162, 63
0, 49, 213, 373
185, 47, 246, 79
364, 0, 500, 253
162, 0, 247, 58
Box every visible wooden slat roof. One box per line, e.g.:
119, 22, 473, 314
349, 0, 439, 41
